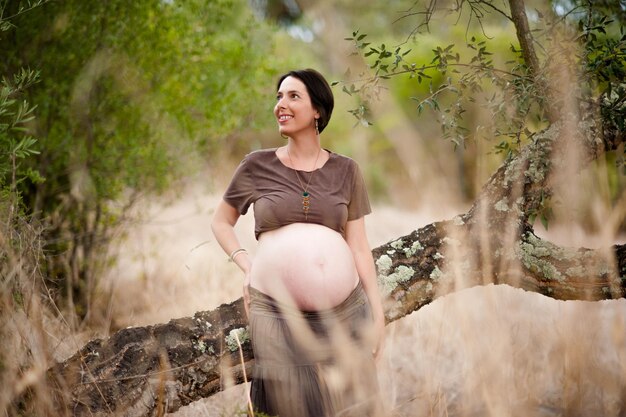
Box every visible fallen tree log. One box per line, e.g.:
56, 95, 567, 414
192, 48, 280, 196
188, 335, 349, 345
50, 295, 252, 416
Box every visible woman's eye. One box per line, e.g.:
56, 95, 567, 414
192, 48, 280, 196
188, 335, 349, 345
275, 93, 299, 100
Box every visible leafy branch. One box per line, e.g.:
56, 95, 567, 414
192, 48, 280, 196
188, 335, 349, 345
342, 1, 625, 159
342, 29, 538, 148
0, 68, 43, 196
0, 0, 50, 31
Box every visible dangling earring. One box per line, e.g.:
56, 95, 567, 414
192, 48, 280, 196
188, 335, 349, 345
315, 119, 320, 136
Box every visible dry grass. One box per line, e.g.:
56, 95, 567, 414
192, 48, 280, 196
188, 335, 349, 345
4, 83, 626, 416
0, 214, 81, 416
4, 151, 626, 416
86, 183, 626, 417
384, 285, 626, 417
2, 178, 625, 416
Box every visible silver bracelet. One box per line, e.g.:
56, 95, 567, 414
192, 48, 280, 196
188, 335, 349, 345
229, 248, 248, 262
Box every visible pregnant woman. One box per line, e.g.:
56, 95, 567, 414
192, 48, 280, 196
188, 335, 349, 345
211, 68, 385, 417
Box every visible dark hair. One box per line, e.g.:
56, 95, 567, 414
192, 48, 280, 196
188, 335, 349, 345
277, 68, 334, 133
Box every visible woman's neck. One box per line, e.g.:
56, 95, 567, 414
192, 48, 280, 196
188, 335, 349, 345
286, 135, 321, 160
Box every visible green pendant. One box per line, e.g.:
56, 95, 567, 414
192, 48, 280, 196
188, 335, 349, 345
303, 191, 309, 197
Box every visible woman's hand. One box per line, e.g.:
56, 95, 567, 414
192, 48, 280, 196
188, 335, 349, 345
243, 272, 251, 318
345, 217, 387, 362
372, 315, 386, 362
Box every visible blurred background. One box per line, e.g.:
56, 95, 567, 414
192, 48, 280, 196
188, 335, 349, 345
1, 0, 625, 416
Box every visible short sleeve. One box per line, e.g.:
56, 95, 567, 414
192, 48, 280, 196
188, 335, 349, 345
223, 155, 255, 215
347, 161, 371, 220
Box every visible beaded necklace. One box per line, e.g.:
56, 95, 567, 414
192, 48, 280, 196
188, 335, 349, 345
286, 146, 321, 220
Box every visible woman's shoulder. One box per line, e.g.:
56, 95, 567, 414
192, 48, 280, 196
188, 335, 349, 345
326, 150, 359, 170
241, 148, 278, 164
247, 147, 277, 158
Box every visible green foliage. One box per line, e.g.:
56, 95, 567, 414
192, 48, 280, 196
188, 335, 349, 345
0, 67, 43, 195
0, 0, 282, 322
580, 10, 626, 151
344, 25, 530, 148
0, 2, 48, 206
342, 1, 625, 155
337, 0, 626, 230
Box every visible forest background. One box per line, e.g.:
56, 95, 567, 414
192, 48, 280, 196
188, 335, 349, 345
1, 0, 626, 416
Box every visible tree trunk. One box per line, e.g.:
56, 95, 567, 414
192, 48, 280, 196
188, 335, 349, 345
49, 123, 626, 416
508, 0, 540, 77
508, 0, 559, 123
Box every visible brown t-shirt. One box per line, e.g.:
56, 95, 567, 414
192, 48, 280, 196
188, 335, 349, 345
223, 148, 371, 240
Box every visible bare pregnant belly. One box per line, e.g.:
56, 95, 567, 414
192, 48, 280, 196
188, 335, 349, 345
250, 223, 359, 311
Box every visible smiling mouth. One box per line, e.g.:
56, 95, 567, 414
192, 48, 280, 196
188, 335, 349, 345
278, 115, 293, 121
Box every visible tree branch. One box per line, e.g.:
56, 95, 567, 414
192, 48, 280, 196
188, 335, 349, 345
508, 0, 540, 77
477, 0, 512, 21
507, 0, 563, 124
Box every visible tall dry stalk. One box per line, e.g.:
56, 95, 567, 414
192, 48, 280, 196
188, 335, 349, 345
0, 207, 73, 416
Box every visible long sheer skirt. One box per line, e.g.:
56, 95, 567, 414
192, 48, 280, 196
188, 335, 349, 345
249, 283, 381, 417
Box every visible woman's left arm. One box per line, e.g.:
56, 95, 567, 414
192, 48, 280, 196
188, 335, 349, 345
345, 216, 386, 361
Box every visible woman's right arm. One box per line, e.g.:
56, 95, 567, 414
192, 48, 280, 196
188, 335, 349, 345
211, 199, 252, 313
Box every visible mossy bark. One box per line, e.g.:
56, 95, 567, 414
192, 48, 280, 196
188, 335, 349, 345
50, 298, 252, 416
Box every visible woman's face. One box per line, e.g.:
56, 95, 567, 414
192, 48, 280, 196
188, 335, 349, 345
274, 76, 319, 138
